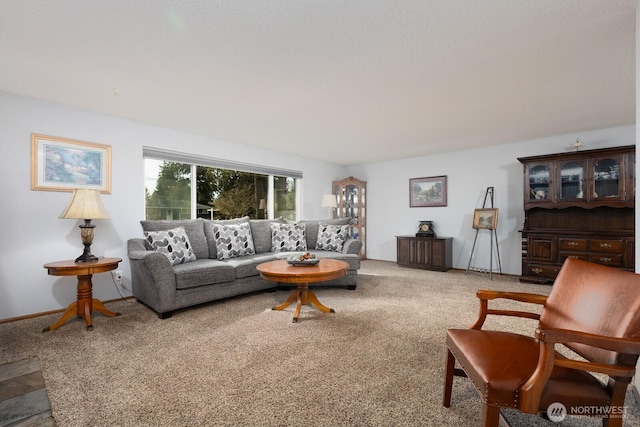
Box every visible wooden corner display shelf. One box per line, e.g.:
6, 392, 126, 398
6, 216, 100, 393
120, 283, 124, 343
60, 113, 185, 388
518, 145, 635, 283
332, 177, 366, 259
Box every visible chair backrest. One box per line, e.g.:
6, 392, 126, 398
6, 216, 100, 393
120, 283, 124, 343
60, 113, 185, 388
539, 258, 640, 366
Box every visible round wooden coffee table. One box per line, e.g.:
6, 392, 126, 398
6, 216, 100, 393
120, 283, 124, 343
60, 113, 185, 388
256, 259, 348, 323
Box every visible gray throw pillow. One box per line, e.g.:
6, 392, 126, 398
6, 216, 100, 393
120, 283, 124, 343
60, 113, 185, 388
204, 216, 250, 259
315, 223, 349, 252
140, 219, 208, 259
143, 226, 197, 266
213, 222, 256, 260
270, 223, 307, 252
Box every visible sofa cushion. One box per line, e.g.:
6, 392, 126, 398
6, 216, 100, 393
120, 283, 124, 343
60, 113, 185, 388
143, 226, 197, 266
315, 223, 349, 252
223, 253, 279, 279
271, 223, 307, 252
173, 259, 236, 290
287, 218, 350, 249
249, 217, 284, 253
213, 222, 256, 260
204, 216, 250, 259
141, 219, 209, 259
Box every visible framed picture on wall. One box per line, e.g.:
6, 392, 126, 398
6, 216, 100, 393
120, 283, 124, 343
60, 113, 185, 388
472, 208, 499, 230
409, 175, 447, 207
31, 134, 112, 193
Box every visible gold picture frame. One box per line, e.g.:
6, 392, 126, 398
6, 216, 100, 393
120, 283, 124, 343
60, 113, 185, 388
31, 134, 112, 193
472, 208, 498, 230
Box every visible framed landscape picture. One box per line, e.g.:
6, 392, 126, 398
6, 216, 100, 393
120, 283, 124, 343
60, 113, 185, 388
31, 134, 111, 193
410, 175, 447, 207
472, 208, 499, 230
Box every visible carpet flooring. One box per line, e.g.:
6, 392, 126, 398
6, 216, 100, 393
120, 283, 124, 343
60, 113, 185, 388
1, 260, 639, 426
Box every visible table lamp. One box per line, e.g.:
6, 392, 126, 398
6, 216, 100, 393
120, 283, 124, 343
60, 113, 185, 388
321, 194, 337, 219
59, 189, 110, 263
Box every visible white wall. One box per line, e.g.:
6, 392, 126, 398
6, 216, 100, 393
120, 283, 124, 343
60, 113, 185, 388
0, 91, 347, 320
348, 126, 635, 274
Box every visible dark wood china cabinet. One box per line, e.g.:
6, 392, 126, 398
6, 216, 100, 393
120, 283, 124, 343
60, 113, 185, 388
518, 145, 635, 283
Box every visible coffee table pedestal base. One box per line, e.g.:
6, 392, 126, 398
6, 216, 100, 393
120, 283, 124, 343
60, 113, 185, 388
272, 283, 335, 323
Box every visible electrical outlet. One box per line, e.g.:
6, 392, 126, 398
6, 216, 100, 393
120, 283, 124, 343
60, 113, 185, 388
112, 270, 124, 286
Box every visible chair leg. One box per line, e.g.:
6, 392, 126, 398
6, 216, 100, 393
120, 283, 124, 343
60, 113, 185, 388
443, 348, 455, 407
482, 403, 501, 427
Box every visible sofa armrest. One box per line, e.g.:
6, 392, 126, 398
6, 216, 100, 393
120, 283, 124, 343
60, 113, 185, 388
342, 238, 363, 255
127, 238, 178, 315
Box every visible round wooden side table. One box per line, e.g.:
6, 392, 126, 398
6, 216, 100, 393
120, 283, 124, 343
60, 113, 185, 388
42, 257, 122, 332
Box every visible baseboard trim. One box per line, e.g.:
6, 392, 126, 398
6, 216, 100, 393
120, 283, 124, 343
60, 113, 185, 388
0, 296, 135, 324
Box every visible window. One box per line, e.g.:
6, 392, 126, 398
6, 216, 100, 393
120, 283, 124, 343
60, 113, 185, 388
144, 148, 301, 221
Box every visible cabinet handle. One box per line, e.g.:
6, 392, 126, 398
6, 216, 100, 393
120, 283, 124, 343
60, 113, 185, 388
532, 268, 543, 274
599, 243, 612, 249
568, 241, 578, 247
568, 255, 579, 259
600, 257, 612, 263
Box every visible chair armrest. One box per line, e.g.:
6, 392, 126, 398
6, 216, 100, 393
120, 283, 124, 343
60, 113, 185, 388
537, 328, 640, 360
470, 290, 547, 330
477, 290, 548, 305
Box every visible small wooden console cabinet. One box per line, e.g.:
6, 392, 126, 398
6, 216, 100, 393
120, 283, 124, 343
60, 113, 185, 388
518, 145, 635, 283
396, 236, 452, 272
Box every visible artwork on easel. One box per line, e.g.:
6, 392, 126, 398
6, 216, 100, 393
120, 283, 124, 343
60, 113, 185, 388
472, 208, 498, 230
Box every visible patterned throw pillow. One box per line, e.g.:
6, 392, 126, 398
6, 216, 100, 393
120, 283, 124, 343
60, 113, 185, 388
315, 223, 349, 252
213, 222, 256, 260
144, 226, 197, 266
270, 223, 307, 252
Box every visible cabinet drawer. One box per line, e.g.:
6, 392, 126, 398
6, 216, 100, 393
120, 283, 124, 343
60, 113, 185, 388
525, 263, 561, 278
589, 239, 623, 253
558, 238, 588, 251
559, 252, 589, 263
589, 254, 623, 267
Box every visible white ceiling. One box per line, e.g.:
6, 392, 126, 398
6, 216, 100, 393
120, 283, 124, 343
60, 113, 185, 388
0, 1, 636, 165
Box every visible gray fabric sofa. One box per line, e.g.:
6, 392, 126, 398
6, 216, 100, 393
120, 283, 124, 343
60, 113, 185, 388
127, 217, 362, 318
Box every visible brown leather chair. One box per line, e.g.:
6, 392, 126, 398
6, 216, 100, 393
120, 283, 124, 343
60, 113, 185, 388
443, 258, 640, 427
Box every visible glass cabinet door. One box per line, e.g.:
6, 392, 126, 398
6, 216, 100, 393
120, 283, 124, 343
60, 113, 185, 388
344, 185, 358, 225
526, 163, 551, 202
591, 155, 623, 201
558, 160, 586, 201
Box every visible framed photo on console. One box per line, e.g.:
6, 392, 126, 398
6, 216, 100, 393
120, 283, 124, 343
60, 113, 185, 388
472, 208, 499, 230
409, 175, 447, 207
31, 134, 112, 193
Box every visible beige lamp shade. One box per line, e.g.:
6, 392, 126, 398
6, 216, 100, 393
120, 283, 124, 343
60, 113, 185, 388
321, 194, 337, 209
59, 189, 110, 220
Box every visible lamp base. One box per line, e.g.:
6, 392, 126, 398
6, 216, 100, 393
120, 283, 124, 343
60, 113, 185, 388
75, 243, 98, 263
76, 220, 99, 263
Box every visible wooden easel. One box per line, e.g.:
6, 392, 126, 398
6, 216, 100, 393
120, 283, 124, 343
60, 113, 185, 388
466, 187, 502, 280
